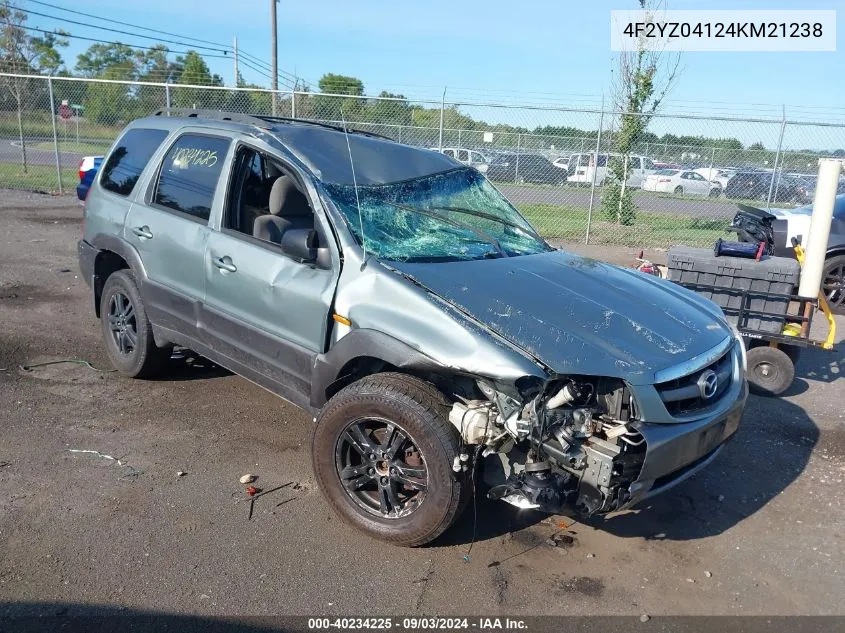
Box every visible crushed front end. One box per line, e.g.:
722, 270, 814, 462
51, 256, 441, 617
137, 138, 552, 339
448, 335, 747, 517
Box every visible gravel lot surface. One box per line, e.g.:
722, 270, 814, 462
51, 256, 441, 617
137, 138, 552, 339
1, 191, 843, 621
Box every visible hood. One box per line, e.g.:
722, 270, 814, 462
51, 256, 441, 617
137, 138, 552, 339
391, 251, 731, 385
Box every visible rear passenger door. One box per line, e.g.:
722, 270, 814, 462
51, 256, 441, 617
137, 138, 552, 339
125, 130, 232, 337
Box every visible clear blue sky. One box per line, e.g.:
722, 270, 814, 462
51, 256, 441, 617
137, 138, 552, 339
19, 0, 845, 147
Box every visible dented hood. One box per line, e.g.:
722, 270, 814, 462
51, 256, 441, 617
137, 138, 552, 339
391, 250, 731, 384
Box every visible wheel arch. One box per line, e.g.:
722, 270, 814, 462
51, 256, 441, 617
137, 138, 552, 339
89, 234, 148, 318
311, 329, 459, 410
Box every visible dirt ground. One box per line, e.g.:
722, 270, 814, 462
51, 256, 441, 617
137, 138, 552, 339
1, 191, 843, 620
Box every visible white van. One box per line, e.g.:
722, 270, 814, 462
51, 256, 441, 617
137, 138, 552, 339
431, 147, 490, 173
566, 153, 655, 188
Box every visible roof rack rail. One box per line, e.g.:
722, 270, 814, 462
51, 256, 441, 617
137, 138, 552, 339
151, 108, 274, 129
150, 109, 392, 140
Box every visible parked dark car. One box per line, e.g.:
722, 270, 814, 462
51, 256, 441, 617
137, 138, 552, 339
487, 153, 565, 185
724, 171, 807, 203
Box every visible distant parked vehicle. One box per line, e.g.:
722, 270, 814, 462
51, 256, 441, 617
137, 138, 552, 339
566, 152, 655, 188
430, 147, 489, 173
693, 167, 736, 191
77, 156, 104, 201
487, 153, 565, 185
642, 169, 721, 197
552, 156, 569, 171
724, 171, 808, 203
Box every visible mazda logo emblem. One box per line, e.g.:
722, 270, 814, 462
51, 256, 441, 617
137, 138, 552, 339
697, 370, 719, 399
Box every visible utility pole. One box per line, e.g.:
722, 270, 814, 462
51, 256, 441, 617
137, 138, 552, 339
270, 0, 278, 115
233, 35, 239, 87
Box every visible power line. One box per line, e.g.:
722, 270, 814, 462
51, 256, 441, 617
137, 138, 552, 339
10, 0, 309, 89
15, 24, 232, 59
9, 4, 230, 54
24, 0, 235, 50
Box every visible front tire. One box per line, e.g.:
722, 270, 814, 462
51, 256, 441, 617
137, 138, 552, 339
100, 270, 170, 378
674, 185, 684, 195
312, 373, 467, 547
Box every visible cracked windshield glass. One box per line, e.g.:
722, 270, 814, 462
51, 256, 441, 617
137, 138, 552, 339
324, 168, 551, 262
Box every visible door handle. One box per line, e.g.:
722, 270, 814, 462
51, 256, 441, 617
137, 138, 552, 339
131, 226, 153, 240
213, 256, 237, 273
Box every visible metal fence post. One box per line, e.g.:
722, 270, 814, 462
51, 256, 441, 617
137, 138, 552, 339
165, 82, 171, 111
708, 145, 716, 179
291, 90, 296, 118
437, 87, 446, 152
47, 76, 63, 195
514, 133, 521, 183
585, 100, 605, 245
767, 106, 786, 205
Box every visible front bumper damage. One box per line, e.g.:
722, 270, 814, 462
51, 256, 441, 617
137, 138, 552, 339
454, 337, 747, 518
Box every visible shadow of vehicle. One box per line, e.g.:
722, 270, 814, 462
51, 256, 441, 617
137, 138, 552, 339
587, 396, 818, 541
0, 603, 289, 632
149, 349, 233, 382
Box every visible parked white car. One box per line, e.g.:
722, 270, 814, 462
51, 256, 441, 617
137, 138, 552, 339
430, 147, 490, 173
642, 169, 721, 197
566, 153, 655, 188
693, 167, 735, 192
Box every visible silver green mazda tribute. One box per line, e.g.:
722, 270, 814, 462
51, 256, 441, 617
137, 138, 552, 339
78, 111, 747, 546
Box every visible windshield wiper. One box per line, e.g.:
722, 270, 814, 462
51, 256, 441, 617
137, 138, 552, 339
426, 205, 548, 244
384, 201, 507, 258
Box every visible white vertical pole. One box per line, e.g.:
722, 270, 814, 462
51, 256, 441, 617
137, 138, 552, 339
798, 159, 842, 299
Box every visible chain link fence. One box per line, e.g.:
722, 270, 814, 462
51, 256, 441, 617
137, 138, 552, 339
3, 73, 845, 249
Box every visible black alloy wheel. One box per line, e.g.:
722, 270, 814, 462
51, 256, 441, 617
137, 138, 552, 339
107, 291, 137, 356
335, 417, 428, 519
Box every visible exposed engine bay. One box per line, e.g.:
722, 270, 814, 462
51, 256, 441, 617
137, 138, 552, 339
447, 377, 647, 516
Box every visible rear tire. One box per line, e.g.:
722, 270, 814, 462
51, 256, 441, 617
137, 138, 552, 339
312, 372, 467, 547
100, 270, 171, 378
674, 186, 684, 195
822, 254, 845, 315
746, 346, 794, 396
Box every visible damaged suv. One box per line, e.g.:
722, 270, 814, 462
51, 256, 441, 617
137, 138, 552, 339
78, 111, 748, 546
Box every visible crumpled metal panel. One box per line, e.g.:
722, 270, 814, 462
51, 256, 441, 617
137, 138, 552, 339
391, 250, 732, 385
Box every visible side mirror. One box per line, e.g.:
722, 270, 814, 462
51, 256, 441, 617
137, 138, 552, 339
281, 228, 318, 263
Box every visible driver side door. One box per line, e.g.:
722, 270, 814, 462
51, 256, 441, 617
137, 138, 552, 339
201, 144, 339, 409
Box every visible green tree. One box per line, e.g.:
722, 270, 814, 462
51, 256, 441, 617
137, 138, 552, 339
0, 4, 68, 172
173, 50, 223, 108
603, 0, 681, 226
76, 43, 136, 78
748, 141, 765, 151
315, 73, 365, 120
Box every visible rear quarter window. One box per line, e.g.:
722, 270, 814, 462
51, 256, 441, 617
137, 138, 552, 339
100, 128, 169, 196
153, 134, 231, 222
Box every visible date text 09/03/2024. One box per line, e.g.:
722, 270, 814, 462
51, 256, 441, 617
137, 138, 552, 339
307, 618, 528, 630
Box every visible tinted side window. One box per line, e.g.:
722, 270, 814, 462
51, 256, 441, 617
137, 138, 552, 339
154, 134, 230, 222
100, 128, 169, 196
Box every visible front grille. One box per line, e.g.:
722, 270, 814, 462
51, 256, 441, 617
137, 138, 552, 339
655, 345, 734, 416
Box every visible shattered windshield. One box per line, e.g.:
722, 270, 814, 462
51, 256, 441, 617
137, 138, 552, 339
323, 168, 550, 262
